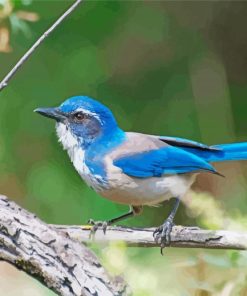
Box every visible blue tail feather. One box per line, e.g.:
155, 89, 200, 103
211, 142, 247, 162
180, 142, 247, 163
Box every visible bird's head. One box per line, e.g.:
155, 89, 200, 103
35, 96, 120, 150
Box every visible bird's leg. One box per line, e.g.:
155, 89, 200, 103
88, 205, 143, 235
153, 197, 180, 254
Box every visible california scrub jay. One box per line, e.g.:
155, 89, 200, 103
35, 96, 247, 252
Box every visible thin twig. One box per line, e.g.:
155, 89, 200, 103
56, 225, 247, 250
0, 0, 83, 92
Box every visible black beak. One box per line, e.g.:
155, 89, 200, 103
34, 107, 66, 122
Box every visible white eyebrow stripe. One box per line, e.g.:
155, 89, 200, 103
75, 108, 102, 123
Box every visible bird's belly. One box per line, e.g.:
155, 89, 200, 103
100, 171, 196, 206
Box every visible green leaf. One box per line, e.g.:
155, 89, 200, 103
9, 13, 32, 37
12, 0, 32, 6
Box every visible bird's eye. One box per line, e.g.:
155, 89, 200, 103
74, 112, 85, 121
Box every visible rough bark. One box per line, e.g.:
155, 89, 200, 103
1, 194, 246, 296
0, 195, 129, 296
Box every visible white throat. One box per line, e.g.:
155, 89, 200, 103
56, 122, 82, 171
56, 122, 78, 151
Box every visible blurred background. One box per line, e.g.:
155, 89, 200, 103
1, 0, 247, 295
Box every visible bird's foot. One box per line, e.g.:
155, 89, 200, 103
153, 218, 174, 255
87, 219, 108, 238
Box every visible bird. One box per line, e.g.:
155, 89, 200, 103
35, 96, 247, 253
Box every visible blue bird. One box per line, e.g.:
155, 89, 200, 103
35, 96, 247, 252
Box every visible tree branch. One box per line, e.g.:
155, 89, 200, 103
0, 195, 129, 296
1, 194, 246, 296
0, 0, 83, 92
57, 225, 247, 250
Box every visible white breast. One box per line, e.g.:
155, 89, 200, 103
55, 123, 105, 190
101, 155, 196, 206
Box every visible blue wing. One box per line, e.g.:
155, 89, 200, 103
113, 146, 217, 178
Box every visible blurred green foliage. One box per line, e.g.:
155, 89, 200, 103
1, 0, 247, 295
